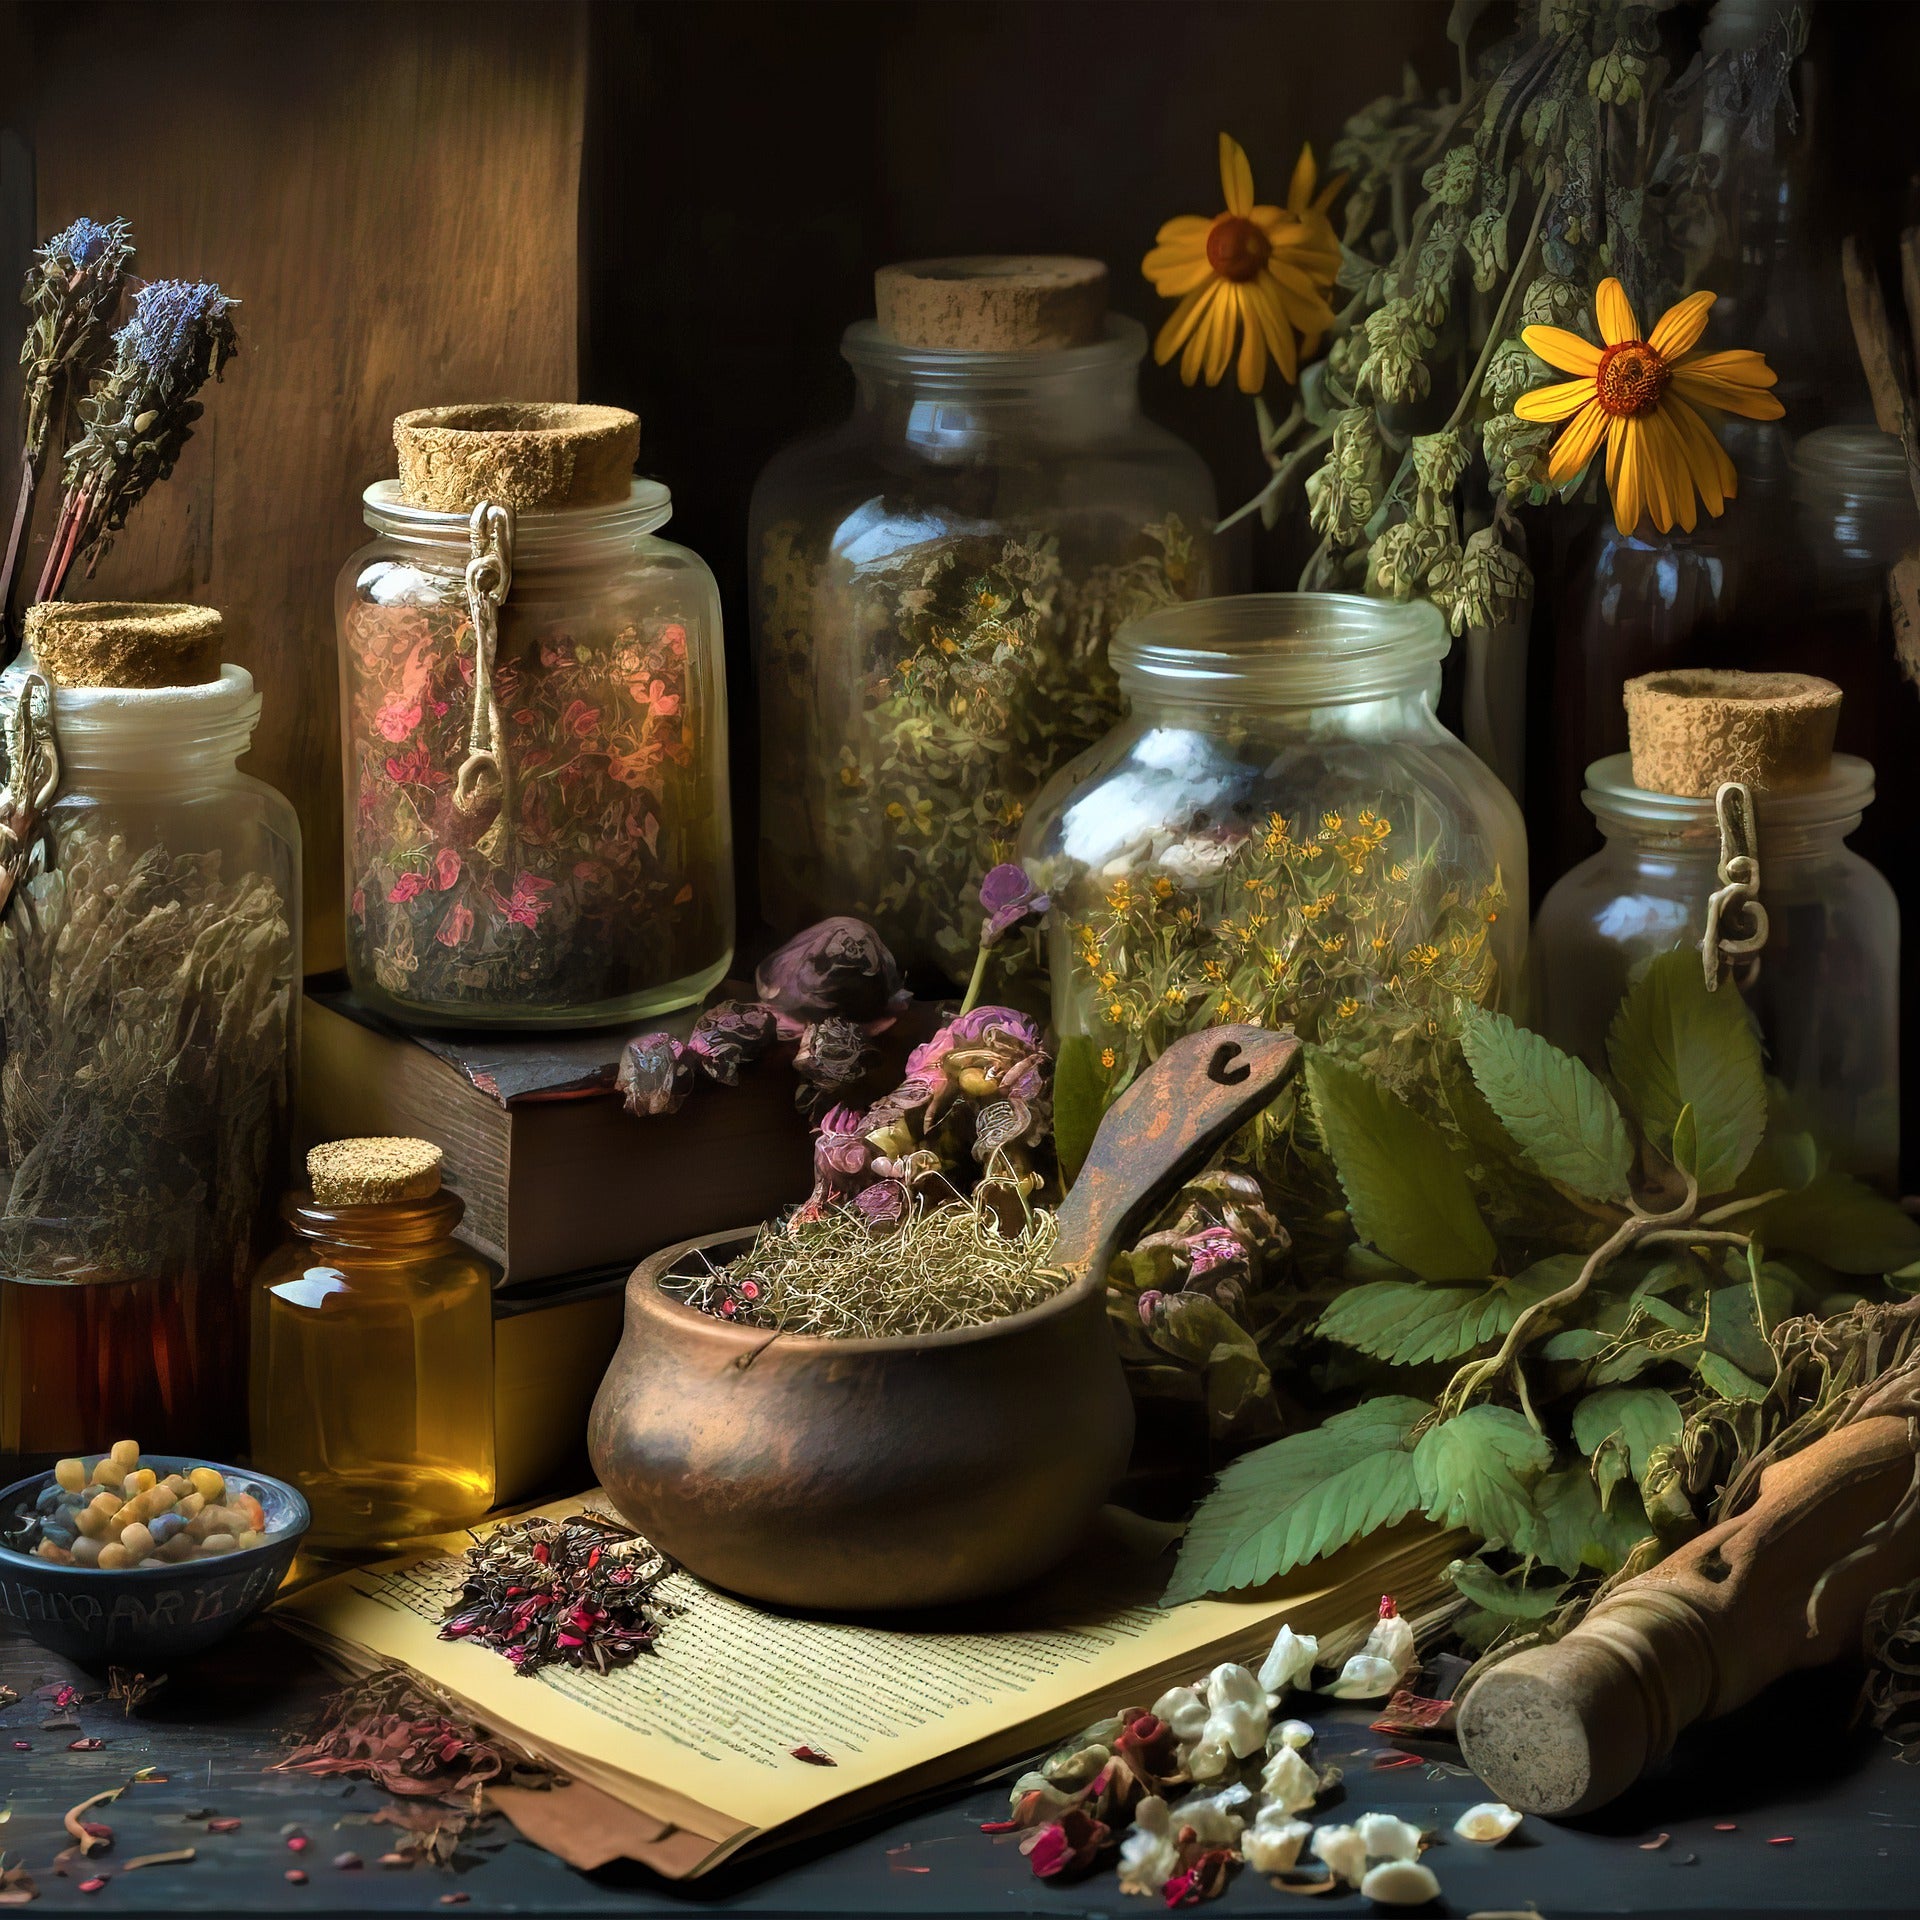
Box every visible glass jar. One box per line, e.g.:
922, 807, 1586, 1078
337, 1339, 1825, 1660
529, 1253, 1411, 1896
250, 1148, 495, 1551
337, 480, 732, 1028
0, 661, 300, 1460
1530, 754, 1898, 1187
1020, 594, 1528, 1175
751, 311, 1219, 983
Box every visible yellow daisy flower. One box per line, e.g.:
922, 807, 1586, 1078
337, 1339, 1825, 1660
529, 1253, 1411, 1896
1514, 277, 1784, 536
1143, 134, 1341, 393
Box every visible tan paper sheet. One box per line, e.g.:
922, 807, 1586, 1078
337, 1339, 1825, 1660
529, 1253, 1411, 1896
276, 1492, 1459, 1875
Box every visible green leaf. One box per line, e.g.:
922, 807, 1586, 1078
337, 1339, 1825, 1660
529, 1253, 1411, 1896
1449, 1556, 1567, 1619
1414, 1406, 1553, 1551
1671, 1102, 1698, 1180
1755, 1173, 1920, 1276
1315, 1262, 1568, 1366
1147, 1293, 1275, 1436
1518, 1470, 1655, 1575
1696, 1351, 1768, 1402
1706, 1280, 1789, 1379
1053, 1035, 1118, 1184
1572, 1387, 1683, 1477
1606, 948, 1767, 1194
1164, 1397, 1429, 1602
1542, 1328, 1608, 1361
1304, 1051, 1496, 1281
1459, 1006, 1634, 1203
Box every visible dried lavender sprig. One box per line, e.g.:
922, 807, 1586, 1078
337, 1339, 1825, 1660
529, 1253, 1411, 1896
3, 218, 134, 629
35, 277, 240, 604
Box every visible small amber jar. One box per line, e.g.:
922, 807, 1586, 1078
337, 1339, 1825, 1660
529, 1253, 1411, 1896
249, 1138, 495, 1551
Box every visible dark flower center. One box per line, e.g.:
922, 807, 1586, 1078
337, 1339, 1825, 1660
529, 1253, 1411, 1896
1596, 340, 1669, 417
1206, 216, 1271, 283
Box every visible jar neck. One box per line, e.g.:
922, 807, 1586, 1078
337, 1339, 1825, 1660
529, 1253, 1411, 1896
359, 478, 673, 567
1125, 677, 1442, 732
45, 665, 260, 781
1591, 809, 1861, 864
282, 1189, 466, 1258
843, 318, 1146, 457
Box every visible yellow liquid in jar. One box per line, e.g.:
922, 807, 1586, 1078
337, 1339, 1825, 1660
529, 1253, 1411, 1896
251, 1254, 495, 1551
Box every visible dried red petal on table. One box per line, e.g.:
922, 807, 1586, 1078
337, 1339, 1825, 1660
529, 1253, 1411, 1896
8, 1744, 25, 1752
1369, 1749, 1424, 1770
1369, 1690, 1455, 1736
286, 1837, 309, 1853
1769, 1836, 1796, 1846
439, 1894, 470, 1905
67, 1739, 104, 1752
284, 1869, 308, 1885
1713, 1822, 1737, 1832
206, 1819, 242, 1834
78, 1880, 106, 1895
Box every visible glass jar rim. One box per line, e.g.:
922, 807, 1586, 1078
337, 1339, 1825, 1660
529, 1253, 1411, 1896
840, 314, 1147, 387
1112, 592, 1449, 701
48, 662, 260, 761
361, 476, 673, 547
1582, 751, 1875, 830
1791, 425, 1910, 494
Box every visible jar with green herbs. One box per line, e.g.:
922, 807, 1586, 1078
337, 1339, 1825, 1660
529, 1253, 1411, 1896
750, 257, 1219, 984
0, 602, 299, 1460
1020, 594, 1527, 1177
337, 404, 732, 1029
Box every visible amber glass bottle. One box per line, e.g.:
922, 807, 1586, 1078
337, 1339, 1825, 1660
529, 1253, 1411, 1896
249, 1138, 495, 1551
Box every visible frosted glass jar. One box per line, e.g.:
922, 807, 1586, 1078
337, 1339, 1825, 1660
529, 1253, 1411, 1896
337, 480, 732, 1028
1020, 595, 1528, 1174
0, 664, 299, 1459
1531, 755, 1899, 1187
751, 314, 1218, 983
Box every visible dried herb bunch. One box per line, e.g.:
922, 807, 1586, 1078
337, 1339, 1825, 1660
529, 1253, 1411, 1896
343, 592, 724, 1015
439, 1511, 679, 1676
758, 518, 1196, 982
0, 830, 291, 1284
680, 1183, 1069, 1341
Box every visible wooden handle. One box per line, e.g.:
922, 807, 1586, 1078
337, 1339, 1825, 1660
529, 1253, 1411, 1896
1052, 1026, 1301, 1281
1458, 1415, 1920, 1815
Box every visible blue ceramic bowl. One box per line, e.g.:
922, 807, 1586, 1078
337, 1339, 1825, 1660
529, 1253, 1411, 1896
0, 1456, 309, 1668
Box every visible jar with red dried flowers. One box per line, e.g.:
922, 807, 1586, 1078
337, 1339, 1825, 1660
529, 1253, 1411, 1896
335, 404, 732, 1028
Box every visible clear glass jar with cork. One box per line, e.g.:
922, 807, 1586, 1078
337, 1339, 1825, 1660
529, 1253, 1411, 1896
250, 1136, 496, 1551
750, 256, 1220, 984
0, 601, 300, 1460
336, 403, 732, 1029
1531, 669, 1899, 1187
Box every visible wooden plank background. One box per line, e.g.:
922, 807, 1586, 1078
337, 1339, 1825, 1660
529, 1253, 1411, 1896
15, 0, 587, 968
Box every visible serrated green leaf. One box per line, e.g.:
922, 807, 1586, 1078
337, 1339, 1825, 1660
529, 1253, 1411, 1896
1304, 1052, 1495, 1282
1517, 1470, 1656, 1575
1164, 1397, 1429, 1602
1460, 1006, 1634, 1202
1315, 1261, 1568, 1366
1755, 1173, 1920, 1276
1414, 1406, 1553, 1550
1696, 1350, 1767, 1401
1449, 1556, 1567, 1618
1606, 948, 1767, 1194
1572, 1386, 1683, 1477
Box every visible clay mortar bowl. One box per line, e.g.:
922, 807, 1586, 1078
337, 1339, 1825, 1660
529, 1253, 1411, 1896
589, 1026, 1300, 1611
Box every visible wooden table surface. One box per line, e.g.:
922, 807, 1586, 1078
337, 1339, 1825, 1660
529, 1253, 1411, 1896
0, 1616, 1914, 1919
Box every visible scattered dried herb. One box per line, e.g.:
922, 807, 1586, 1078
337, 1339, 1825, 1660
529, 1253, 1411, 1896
106, 1672, 163, 1717
679, 1185, 1068, 1340
0, 1857, 36, 1906
759, 517, 1197, 981
1862, 1577, 1920, 1763
343, 584, 723, 1016
439, 1511, 678, 1676
352, 1803, 485, 1871
121, 1849, 193, 1872
62, 1792, 117, 1857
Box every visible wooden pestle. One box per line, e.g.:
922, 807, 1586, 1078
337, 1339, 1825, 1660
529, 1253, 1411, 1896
1457, 1415, 1920, 1815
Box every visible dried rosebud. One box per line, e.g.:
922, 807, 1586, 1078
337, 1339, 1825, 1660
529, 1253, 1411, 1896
1020, 1808, 1113, 1881
754, 916, 907, 1029
684, 1000, 779, 1086
977, 863, 1050, 946
792, 1016, 879, 1116
812, 1105, 876, 1197
1113, 1710, 1183, 1795
851, 1180, 908, 1229
616, 1033, 693, 1117
907, 1006, 1050, 1115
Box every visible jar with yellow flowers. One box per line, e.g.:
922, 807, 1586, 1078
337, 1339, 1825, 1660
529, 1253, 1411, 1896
750, 256, 1219, 985
1020, 594, 1527, 1177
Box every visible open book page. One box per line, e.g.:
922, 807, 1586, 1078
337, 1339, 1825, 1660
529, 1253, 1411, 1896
276, 1492, 1458, 1870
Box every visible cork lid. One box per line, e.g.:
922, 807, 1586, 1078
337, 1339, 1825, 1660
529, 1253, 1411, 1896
1623, 669, 1842, 796
308, 1136, 443, 1206
393, 403, 640, 513
25, 601, 222, 690
874, 256, 1109, 351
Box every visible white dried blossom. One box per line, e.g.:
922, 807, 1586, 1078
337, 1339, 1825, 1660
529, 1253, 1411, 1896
1117, 1796, 1180, 1895
1355, 1811, 1425, 1861
1360, 1859, 1443, 1906
1328, 1607, 1418, 1699
1241, 1814, 1312, 1874
1171, 1781, 1252, 1844
1257, 1624, 1320, 1700
1154, 836, 1240, 885
1183, 1662, 1269, 1773
1311, 1822, 1369, 1887
1258, 1742, 1322, 1815
1454, 1801, 1523, 1843
1151, 1683, 1209, 1744
1268, 1718, 1315, 1753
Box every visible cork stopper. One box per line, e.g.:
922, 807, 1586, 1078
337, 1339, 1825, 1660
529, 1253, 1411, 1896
874, 256, 1109, 351
1623, 669, 1842, 796
25, 601, 222, 690
308, 1136, 443, 1206
393, 402, 640, 513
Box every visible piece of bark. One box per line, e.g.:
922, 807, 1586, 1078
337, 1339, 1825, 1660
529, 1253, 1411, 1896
1890, 553, 1920, 691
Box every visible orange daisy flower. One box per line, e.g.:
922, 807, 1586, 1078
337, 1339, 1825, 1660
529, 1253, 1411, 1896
1143, 134, 1342, 393
1514, 277, 1784, 536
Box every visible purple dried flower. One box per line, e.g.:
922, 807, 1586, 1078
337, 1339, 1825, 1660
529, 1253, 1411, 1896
754, 917, 907, 1031
851, 1180, 908, 1228
616, 1032, 694, 1117
683, 999, 779, 1086
41, 217, 120, 272
977, 864, 1050, 946
905, 1006, 1049, 1107
792, 1015, 878, 1116
122, 279, 238, 385
1137, 1288, 1165, 1326
812, 1105, 876, 1197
